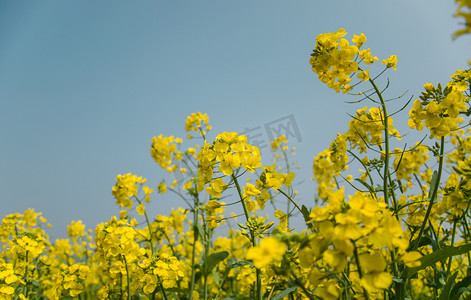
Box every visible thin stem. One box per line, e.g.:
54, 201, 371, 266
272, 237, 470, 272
353, 244, 370, 300
23, 251, 29, 298
134, 196, 155, 254
159, 281, 169, 300
447, 218, 458, 274
203, 222, 210, 300
368, 76, 391, 207
278, 189, 302, 213
122, 255, 131, 300
413, 136, 445, 251
463, 216, 471, 277
267, 276, 278, 300
188, 192, 199, 299
291, 273, 315, 300
231, 173, 262, 300
231, 174, 252, 226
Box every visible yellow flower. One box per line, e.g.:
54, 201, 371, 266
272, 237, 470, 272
408, 99, 425, 131
310, 29, 360, 93
112, 173, 147, 209
183, 180, 193, 190
359, 252, 393, 292
243, 183, 261, 197
359, 48, 379, 64
97, 286, 109, 299
205, 199, 222, 213
400, 251, 422, 267
271, 135, 288, 152
67, 220, 85, 238
219, 153, 240, 175
323, 239, 353, 271
185, 112, 209, 132
150, 134, 178, 169
352, 33, 366, 47
439, 91, 467, 118
136, 203, 145, 216
158, 181, 167, 194
382, 54, 398, 70
0, 285, 15, 295
206, 178, 227, 198
357, 69, 370, 81
274, 209, 288, 232
246, 237, 286, 269
206, 215, 222, 229
424, 82, 434, 92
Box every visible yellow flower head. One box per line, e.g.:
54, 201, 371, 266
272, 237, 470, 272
382, 54, 398, 70
246, 237, 286, 269
352, 33, 367, 47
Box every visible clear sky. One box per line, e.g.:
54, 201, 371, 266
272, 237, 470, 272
1, 0, 469, 239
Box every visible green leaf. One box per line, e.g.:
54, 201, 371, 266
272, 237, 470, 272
196, 223, 205, 243
301, 205, 312, 229
229, 261, 253, 269
429, 170, 439, 201
32, 280, 41, 287
407, 236, 437, 252
202, 251, 229, 276
450, 275, 471, 300
354, 178, 375, 194
212, 269, 221, 286
438, 271, 458, 300
271, 286, 299, 300
398, 179, 404, 193
402, 243, 471, 279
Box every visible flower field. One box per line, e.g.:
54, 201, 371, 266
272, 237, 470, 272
1, 1, 471, 299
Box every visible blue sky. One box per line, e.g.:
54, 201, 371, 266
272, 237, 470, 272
1, 0, 469, 239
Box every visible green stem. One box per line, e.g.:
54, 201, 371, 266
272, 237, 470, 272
267, 276, 278, 300
368, 77, 391, 207
122, 255, 131, 300
347, 149, 375, 194
203, 230, 210, 300
413, 136, 445, 251
188, 194, 199, 299
204, 274, 208, 300
159, 281, 169, 300
231, 174, 251, 222
231, 173, 262, 300
447, 218, 458, 274
387, 175, 399, 219
353, 244, 370, 300
462, 215, 471, 276
134, 196, 155, 254
291, 273, 315, 300
23, 251, 29, 298
278, 189, 302, 213
143, 211, 154, 254
428, 219, 440, 249
280, 147, 292, 227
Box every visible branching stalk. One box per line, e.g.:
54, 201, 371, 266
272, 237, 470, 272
232, 173, 263, 300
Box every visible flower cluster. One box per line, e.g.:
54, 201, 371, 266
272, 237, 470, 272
408, 71, 470, 139
150, 134, 182, 171
453, 0, 471, 39
196, 132, 262, 191
2, 16, 471, 299
111, 173, 151, 209
310, 29, 396, 93
186, 112, 211, 139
